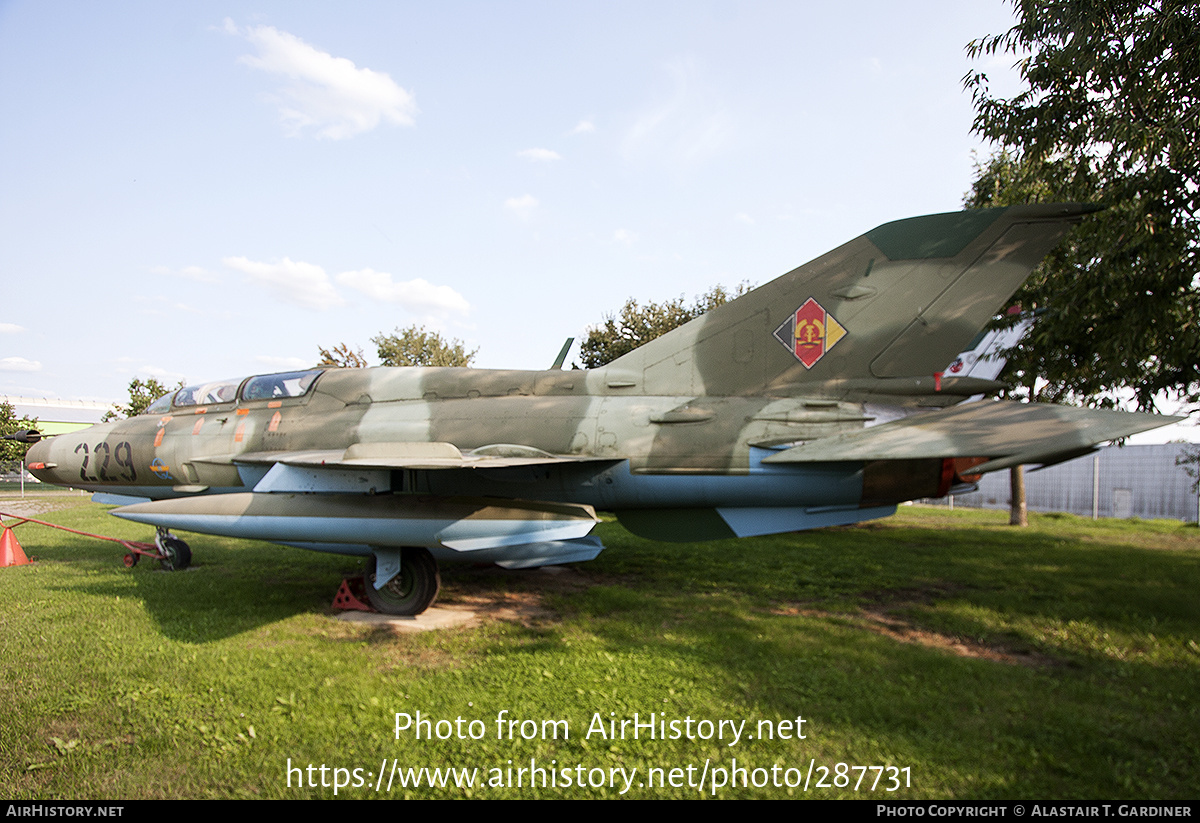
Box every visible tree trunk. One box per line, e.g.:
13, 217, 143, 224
1009, 465, 1028, 526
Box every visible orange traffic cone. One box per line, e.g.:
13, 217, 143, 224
0, 526, 30, 567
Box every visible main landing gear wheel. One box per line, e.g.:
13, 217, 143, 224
155, 528, 192, 571
364, 548, 440, 616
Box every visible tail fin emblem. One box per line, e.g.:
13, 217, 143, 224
773, 297, 847, 368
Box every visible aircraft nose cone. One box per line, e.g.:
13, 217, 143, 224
25, 431, 88, 486
23, 437, 55, 479
24, 436, 49, 463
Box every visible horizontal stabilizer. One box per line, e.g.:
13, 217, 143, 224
762, 401, 1180, 472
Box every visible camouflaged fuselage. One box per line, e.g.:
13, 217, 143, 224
29, 364, 876, 501
25, 203, 1178, 554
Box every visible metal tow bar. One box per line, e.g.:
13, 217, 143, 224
0, 511, 184, 570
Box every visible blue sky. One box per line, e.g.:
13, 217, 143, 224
11, 0, 1151, 422
0, 1, 1030, 399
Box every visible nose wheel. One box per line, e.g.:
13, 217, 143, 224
154, 527, 192, 571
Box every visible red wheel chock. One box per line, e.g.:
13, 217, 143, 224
332, 576, 374, 612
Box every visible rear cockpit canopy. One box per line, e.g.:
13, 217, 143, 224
241, 370, 323, 401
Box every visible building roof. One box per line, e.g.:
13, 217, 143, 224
3, 396, 116, 428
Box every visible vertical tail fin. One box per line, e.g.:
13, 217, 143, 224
603, 203, 1098, 397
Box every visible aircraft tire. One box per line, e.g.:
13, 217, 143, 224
365, 548, 440, 616
159, 537, 192, 571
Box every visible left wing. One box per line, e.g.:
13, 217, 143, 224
188, 441, 616, 471
111, 442, 615, 566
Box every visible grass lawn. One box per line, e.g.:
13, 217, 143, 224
1, 501, 1197, 799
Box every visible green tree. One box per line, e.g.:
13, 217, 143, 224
316, 343, 369, 368
372, 326, 477, 368
964, 0, 1200, 412
102, 377, 183, 422
1, 401, 39, 470
579, 284, 750, 368
965, 1, 1200, 524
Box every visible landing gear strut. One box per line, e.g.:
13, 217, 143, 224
154, 527, 192, 571
364, 547, 440, 616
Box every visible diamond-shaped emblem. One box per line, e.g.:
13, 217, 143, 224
773, 297, 846, 369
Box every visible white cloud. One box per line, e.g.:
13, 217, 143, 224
138, 365, 186, 382
518, 148, 562, 162
504, 194, 538, 221
1, 357, 42, 372
571, 119, 595, 134
613, 229, 638, 246
230, 19, 416, 140
0, 323, 24, 334
222, 256, 345, 310
337, 269, 470, 316
622, 59, 731, 167
734, 212, 754, 225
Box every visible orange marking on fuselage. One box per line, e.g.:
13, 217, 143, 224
267, 411, 282, 432
236, 409, 249, 416
154, 428, 165, 447
192, 418, 204, 435
268, 400, 282, 409
235, 421, 246, 443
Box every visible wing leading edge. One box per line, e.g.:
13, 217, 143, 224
191, 442, 617, 471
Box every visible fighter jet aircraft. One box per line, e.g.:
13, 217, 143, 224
21, 203, 1178, 615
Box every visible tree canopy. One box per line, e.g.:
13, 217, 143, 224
0, 401, 38, 468
578, 284, 750, 369
372, 326, 477, 368
102, 377, 183, 422
963, 0, 1200, 411
316, 326, 477, 369
316, 343, 369, 369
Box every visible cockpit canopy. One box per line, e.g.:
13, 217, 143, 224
141, 370, 325, 415
174, 379, 240, 407
242, 370, 323, 401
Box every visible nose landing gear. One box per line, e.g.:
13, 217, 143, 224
154, 527, 192, 571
